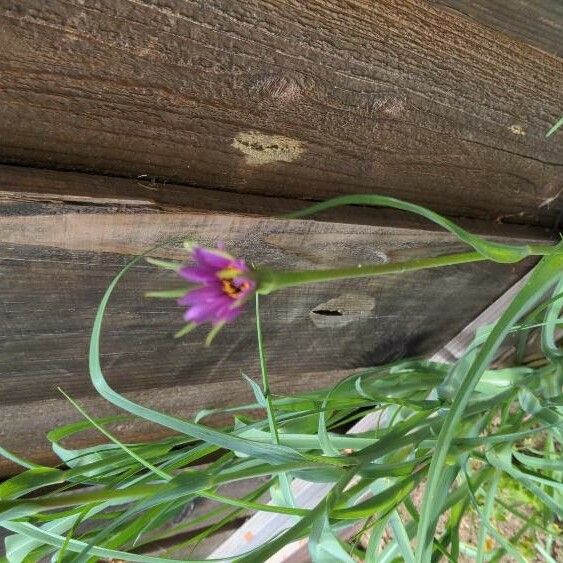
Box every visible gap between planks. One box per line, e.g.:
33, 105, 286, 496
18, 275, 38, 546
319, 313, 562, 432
0, 164, 554, 242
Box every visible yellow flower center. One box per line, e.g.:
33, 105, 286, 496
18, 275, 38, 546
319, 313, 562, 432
222, 279, 251, 299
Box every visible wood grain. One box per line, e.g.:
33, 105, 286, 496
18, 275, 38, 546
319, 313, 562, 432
0, 1, 561, 226
434, 1, 563, 56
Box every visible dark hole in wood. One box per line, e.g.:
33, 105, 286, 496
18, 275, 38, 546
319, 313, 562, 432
312, 309, 344, 316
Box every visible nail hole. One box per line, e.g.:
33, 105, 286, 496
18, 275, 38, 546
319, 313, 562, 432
312, 309, 344, 316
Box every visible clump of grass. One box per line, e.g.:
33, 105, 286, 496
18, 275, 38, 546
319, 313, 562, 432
0, 196, 561, 562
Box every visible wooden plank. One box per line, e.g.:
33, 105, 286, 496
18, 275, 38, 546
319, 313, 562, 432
1, 207, 535, 403
433, 1, 563, 56
0, 1, 561, 226
0, 200, 542, 475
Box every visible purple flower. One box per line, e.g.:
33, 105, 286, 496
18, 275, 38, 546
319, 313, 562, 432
177, 246, 255, 327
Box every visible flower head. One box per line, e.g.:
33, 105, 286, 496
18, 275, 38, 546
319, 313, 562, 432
177, 246, 255, 327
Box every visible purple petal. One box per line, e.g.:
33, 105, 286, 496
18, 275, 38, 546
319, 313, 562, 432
174, 246, 254, 327
178, 265, 217, 283
192, 247, 233, 269
230, 259, 250, 273
184, 302, 223, 324
209, 303, 243, 324
177, 286, 223, 306
183, 295, 246, 325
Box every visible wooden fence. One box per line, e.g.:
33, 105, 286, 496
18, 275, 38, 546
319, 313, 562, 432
0, 0, 561, 485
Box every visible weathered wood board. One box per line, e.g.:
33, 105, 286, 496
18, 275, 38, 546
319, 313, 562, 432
0, 204, 537, 401
0, 191, 544, 475
0, 1, 561, 227
434, 1, 563, 56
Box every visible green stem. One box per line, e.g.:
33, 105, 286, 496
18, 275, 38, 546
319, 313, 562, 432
255, 293, 295, 506
256, 244, 557, 294
255, 293, 281, 445
256, 251, 487, 294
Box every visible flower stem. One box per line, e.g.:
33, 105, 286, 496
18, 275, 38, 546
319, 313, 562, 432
256, 250, 490, 294
255, 244, 559, 295
255, 293, 295, 506
255, 293, 280, 444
